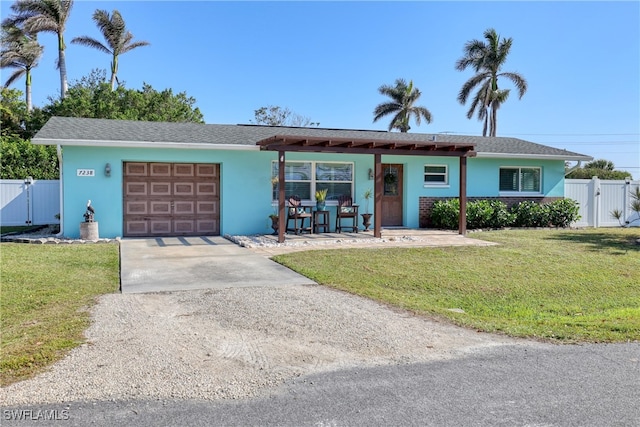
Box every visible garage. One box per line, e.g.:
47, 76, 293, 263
123, 162, 220, 237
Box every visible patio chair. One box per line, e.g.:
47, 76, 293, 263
335, 194, 359, 233
286, 195, 312, 235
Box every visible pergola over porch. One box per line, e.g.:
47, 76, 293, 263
257, 134, 477, 243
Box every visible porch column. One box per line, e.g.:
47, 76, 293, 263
374, 153, 382, 238
278, 150, 286, 243
459, 155, 468, 235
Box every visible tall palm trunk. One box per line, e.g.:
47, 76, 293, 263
110, 55, 118, 90
57, 32, 67, 97
25, 68, 32, 112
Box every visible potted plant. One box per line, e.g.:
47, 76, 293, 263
361, 188, 373, 231
270, 176, 280, 234
268, 213, 279, 235
315, 188, 328, 211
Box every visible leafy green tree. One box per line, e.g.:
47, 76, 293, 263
252, 105, 319, 127
1, 87, 55, 178
373, 78, 432, 132
0, 133, 58, 179
71, 9, 149, 90
4, 0, 74, 98
566, 159, 632, 180
0, 86, 46, 139
44, 69, 204, 122
456, 28, 527, 137
1, 22, 43, 111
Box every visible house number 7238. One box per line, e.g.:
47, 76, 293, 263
76, 169, 95, 177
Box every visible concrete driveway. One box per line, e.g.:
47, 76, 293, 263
119, 236, 316, 293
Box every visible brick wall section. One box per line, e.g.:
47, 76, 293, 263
418, 196, 563, 228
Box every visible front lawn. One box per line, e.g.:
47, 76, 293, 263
0, 243, 120, 386
274, 228, 640, 343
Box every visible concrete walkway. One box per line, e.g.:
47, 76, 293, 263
120, 236, 316, 293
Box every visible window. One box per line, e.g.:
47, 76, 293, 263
424, 165, 448, 186
272, 161, 353, 202
499, 167, 541, 193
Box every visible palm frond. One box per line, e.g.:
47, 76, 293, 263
499, 71, 527, 98
3, 68, 26, 86
373, 102, 400, 122
120, 39, 150, 54
71, 36, 110, 53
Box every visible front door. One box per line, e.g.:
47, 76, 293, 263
381, 164, 403, 226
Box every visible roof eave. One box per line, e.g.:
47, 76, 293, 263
475, 152, 593, 161
31, 138, 258, 151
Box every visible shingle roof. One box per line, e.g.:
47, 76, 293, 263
32, 116, 592, 160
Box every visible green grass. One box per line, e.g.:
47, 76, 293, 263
1, 243, 120, 386
274, 228, 640, 343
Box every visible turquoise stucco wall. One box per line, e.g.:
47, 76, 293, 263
61, 146, 567, 238
61, 146, 380, 238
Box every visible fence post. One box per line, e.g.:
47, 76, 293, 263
24, 177, 34, 225
623, 178, 630, 224
592, 176, 600, 228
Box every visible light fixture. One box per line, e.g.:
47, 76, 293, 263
625, 176, 631, 184
24, 176, 33, 185
105, 163, 111, 177
368, 168, 374, 180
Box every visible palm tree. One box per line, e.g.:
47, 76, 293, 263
71, 9, 150, 90
456, 28, 527, 137
1, 23, 43, 111
4, 0, 73, 99
373, 78, 432, 132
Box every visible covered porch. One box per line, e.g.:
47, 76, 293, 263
257, 134, 476, 243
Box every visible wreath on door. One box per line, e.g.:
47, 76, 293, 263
384, 172, 397, 185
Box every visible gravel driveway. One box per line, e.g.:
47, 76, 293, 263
1, 284, 523, 405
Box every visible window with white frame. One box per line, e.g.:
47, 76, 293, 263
272, 161, 353, 202
499, 167, 541, 193
424, 164, 448, 186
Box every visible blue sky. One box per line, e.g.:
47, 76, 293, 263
2, 1, 639, 178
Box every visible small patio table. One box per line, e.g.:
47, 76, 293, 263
313, 210, 330, 233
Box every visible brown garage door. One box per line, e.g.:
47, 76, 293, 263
123, 162, 220, 237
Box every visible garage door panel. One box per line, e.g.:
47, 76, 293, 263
124, 162, 220, 237
196, 164, 218, 177
197, 220, 217, 234
174, 182, 194, 196
174, 201, 194, 214
150, 201, 171, 214
174, 164, 194, 176
150, 220, 172, 234
174, 220, 195, 234
197, 182, 217, 196
126, 201, 148, 215
197, 201, 217, 214
126, 221, 148, 235
126, 182, 148, 196
150, 163, 171, 176
150, 182, 171, 196
126, 163, 148, 176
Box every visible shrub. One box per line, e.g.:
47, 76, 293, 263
546, 198, 581, 227
511, 201, 549, 227
466, 200, 492, 229
466, 200, 516, 229
431, 199, 459, 230
429, 198, 578, 230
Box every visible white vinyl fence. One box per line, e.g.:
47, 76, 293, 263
565, 177, 640, 227
0, 179, 60, 227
